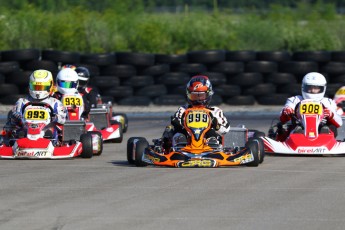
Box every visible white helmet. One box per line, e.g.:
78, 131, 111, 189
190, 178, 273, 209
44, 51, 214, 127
56, 68, 79, 94
29, 69, 54, 100
301, 72, 327, 101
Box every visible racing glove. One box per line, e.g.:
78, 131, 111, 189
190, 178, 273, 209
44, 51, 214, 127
280, 106, 294, 123
282, 107, 294, 116
323, 108, 334, 120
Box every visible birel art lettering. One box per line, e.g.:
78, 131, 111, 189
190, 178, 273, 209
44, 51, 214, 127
297, 147, 327, 153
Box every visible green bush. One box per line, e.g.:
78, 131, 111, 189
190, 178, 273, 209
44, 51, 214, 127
0, 2, 344, 53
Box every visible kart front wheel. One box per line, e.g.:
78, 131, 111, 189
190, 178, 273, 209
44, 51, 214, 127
112, 112, 128, 133
135, 138, 149, 167
88, 131, 103, 156
248, 137, 265, 164
245, 139, 260, 167
80, 133, 93, 158
127, 137, 146, 164
110, 122, 123, 143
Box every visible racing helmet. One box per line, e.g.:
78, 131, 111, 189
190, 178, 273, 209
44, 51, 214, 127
302, 72, 327, 101
29, 69, 54, 100
186, 75, 214, 106
56, 68, 79, 94
61, 64, 77, 70
75, 66, 90, 90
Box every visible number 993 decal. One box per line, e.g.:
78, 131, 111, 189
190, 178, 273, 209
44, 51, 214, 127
24, 109, 49, 120
177, 159, 216, 167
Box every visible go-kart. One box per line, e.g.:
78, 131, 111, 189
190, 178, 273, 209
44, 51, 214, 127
0, 102, 102, 159
262, 99, 345, 155
61, 93, 103, 155
88, 103, 126, 143
127, 107, 264, 167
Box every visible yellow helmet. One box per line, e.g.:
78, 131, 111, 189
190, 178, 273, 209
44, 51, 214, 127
29, 70, 54, 100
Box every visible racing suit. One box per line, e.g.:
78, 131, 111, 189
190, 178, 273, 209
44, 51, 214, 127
5, 96, 67, 138
163, 104, 230, 149
53, 91, 90, 120
78, 86, 100, 108
277, 95, 342, 141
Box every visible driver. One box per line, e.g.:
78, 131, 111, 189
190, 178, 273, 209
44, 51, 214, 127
6, 69, 66, 134
162, 75, 230, 151
53, 67, 90, 120
75, 66, 101, 108
277, 72, 342, 141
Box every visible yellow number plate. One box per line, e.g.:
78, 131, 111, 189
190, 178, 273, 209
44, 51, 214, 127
24, 109, 49, 120
186, 111, 210, 129
299, 102, 323, 115
62, 96, 83, 106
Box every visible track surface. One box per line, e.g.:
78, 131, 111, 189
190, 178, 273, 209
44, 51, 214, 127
1, 113, 345, 230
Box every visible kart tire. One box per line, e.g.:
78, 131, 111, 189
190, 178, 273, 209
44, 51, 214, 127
135, 138, 149, 167
88, 131, 103, 156
245, 139, 260, 167
248, 129, 265, 138
80, 133, 93, 158
248, 137, 265, 164
112, 112, 128, 133
110, 122, 123, 143
127, 137, 146, 164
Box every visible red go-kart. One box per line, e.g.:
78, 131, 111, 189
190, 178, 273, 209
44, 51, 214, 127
262, 99, 345, 155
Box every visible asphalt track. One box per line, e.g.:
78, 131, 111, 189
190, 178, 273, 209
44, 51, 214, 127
1, 106, 345, 230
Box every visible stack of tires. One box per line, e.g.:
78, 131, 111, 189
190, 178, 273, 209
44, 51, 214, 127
0, 49, 344, 106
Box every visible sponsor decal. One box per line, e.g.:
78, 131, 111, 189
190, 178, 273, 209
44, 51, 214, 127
234, 153, 253, 164
297, 147, 327, 153
16, 150, 49, 157
147, 155, 160, 163
177, 159, 216, 167
106, 127, 114, 132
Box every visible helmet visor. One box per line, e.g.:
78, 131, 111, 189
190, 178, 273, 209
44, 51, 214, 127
303, 85, 325, 94
29, 82, 51, 91
188, 92, 208, 101
57, 80, 78, 89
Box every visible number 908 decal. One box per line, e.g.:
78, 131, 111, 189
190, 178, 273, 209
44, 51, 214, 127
299, 102, 323, 115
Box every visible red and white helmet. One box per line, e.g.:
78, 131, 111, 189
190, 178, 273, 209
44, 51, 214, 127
186, 75, 214, 106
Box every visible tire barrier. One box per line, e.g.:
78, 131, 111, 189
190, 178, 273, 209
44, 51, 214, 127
1, 49, 345, 106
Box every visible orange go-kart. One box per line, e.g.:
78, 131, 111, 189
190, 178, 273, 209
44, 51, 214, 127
127, 107, 264, 167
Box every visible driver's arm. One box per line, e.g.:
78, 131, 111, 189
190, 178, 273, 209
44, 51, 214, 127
326, 99, 343, 128
210, 107, 230, 135
81, 93, 91, 119
53, 100, 67, 125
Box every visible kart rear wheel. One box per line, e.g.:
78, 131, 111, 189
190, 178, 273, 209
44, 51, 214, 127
88, 131, 103, 156
127, 137, 145, 164
135, 138, 149, 167
245, 139, 260, 167
248, 137, 265, 164
112, 112, 128, 133
248, 129, 265, 138
80, 133, 93, 158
